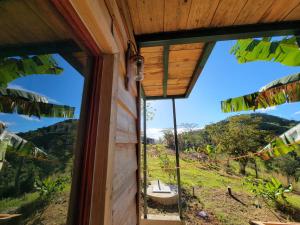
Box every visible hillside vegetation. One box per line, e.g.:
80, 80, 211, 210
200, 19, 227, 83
0, 114, 299, 224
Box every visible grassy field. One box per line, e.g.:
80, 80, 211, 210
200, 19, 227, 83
144, 145, 300, 225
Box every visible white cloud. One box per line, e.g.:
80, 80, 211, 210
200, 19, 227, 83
147, 128, 164, 139
294, 111, 300, 115
145, 127, 203, 140
19, 115, 41, 122
0, 121, 16, 127
8, 84, 60, 104
256, 106, 277, 113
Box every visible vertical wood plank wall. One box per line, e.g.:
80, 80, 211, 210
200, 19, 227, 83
112, 63, 138, 225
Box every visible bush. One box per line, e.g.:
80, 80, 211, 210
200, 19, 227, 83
34, 176, 69, 200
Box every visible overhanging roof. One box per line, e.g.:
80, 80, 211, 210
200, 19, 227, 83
0, 0, 87, 75
126, 0, 300, 99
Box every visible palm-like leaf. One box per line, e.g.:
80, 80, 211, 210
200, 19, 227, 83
0, 55, 62, 88
0, 88, 75, 118
221, 74, 300, 113
231, 37, 300, 66
0, 129, 47, 170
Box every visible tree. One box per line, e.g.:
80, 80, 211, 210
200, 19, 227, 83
162, 128, 174, 149
216, 115, 268, 175
180, 123, 198, 151
274, 152, 300, 184
141, 101, 156, 121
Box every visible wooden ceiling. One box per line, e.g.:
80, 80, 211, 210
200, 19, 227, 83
126, 0, 300, 99
0, 0, 87, 75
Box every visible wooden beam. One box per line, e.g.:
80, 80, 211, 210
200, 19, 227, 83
136, 21, 300, 47
0, 40, 81, 57
145, 95, 186, 100
163, 45, 169, 97
185, 42, 215, 97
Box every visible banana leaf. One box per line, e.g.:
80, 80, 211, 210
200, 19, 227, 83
0, 96, 75, 118
0, 88, 48, 103
0, 88, 74, 118
231, 37, 300, 66
221, 75, 300, 113
259, 124, 300, 160
0, 55, 63, 88
0, 130, 47, 170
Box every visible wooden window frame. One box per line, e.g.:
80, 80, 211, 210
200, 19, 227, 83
52, 1, 122, 225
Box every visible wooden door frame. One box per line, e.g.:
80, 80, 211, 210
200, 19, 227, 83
52, 1, 121, 225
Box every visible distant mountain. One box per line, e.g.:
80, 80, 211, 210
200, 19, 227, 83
185, 113, 299, 151
226, 113, 298, 135
18, 119, 78, 164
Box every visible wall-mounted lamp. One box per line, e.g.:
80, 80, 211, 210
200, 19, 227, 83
132, 54, 144, 81
125, 42, 144, 90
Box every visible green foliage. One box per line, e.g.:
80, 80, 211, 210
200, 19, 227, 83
0, 55, 62, 88
0, 55, 75, 118
260, 137, 300, 160
245, 177, 292, 206
0, 88, 75, 118
141, 101, 156, 121
34, 176, 69, 200
0, 120, 77, 198
231, 36, 300, 66
155, 145, 176, 182
221, 76, 300, 113
223, 36, 300, 113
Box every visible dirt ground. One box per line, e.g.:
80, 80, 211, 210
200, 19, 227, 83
142, 187, 288, 225
25, 193, 69, 225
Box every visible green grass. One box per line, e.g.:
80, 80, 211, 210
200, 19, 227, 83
0, 192, 39, 213
145, 149, 300, 224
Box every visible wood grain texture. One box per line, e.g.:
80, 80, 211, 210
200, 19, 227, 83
261, 0, 300, 22
210, 0, 247, 27
283, 2, 300, 21
234, 0, 274, 25
186, 0, 220, 29
164, 0, 192, 31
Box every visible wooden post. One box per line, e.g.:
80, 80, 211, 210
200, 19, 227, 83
172, 98, 183, 219
143, 97, 148, 218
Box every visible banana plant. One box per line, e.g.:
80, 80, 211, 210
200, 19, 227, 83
0, 55, 74, 118
231, 36, 300, 66
222, 35, 300, 113
221, 73, 300, 113
0, 121, 47, 171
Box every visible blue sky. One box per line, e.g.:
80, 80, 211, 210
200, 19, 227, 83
0, 55, 84, 133
147, 40, 300, 139
1, 40, 300, 137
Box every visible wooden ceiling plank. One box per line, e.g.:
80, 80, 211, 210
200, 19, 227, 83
234, 0, 274, 25
143, 52, 163, 64
284, 3, 300, 21
1, 1, 58, 43
261, 0, 300, 22
186, 0, 220, 29
169, 43, 204, 51
126, 0, 142, 34
136, 0, 164, 34
140, 46, 164, 53
164, 0, 192, 32
169, 49, 202, 63
210, 0, 247, 27
0, 2, 33, 44
25, 0, 72, 40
